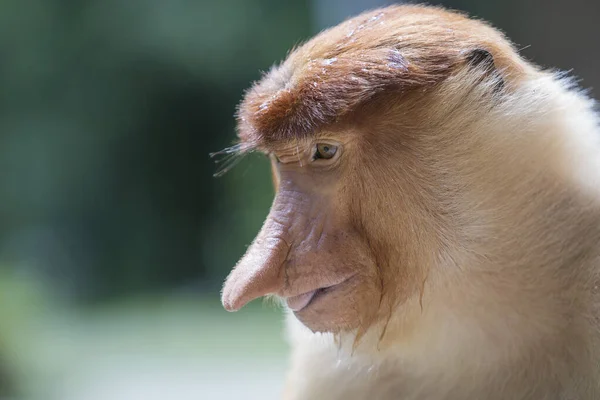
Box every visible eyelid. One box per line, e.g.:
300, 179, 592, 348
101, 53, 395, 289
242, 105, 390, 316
270, 141, 342, 166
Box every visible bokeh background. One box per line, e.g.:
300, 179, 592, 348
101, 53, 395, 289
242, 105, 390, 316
0, 0, 598, 399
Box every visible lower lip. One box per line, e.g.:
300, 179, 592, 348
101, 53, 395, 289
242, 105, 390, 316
286, 290, 317, 311
285, 276, 356, 312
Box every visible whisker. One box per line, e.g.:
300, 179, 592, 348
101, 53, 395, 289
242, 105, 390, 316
517, 44, 531, 52
210, 143, 254, 177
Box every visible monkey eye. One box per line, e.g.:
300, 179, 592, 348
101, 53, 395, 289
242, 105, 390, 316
314, 143, 339, 161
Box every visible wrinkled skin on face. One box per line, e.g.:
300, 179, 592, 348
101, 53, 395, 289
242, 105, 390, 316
221, 137, 383, 333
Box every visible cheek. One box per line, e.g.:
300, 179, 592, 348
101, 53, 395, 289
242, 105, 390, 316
339, 165, 433, 310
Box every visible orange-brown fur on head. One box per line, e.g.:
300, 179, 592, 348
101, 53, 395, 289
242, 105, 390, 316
222, 4, 600, 400
237, 5, 528, 149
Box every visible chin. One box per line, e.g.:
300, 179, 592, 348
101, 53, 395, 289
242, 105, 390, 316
292, 276, 380, 333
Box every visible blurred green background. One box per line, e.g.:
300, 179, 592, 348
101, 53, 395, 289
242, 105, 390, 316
0, 0, 598, 399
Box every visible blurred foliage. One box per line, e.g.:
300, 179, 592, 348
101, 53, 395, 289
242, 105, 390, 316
0, 0, 312, 302
0, 270, 287, 399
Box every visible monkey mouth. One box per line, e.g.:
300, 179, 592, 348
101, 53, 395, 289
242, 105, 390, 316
286, 290, 318, 311
285, 276, 356, 312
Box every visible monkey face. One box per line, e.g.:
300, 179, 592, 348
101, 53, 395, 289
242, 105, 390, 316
221, 137, 382, 333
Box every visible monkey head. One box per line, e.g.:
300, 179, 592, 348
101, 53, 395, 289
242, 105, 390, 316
220, 6, 550, 337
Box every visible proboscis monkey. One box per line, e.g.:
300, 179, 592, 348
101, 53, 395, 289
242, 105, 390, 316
219, 5, 600, 399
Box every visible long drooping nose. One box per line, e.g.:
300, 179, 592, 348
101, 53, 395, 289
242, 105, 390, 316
221, 210, 290, 311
